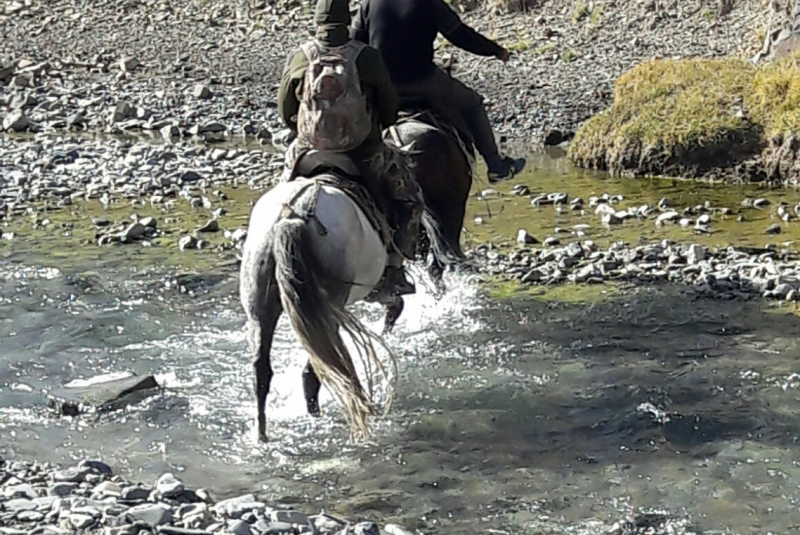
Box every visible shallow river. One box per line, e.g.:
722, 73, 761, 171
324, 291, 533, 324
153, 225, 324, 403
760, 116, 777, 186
4, 149, 800, 534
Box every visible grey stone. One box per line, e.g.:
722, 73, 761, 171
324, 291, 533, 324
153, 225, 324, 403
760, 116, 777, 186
80, 459, 113, 476
192, 84, 212, 99
16, 510, 45, 522
516, 229, 537, 245
213, 494, 265, 519
270, 511, 309, 526
157, 528, 212, 535
179, 235, 199, 251
228, 520, 252, 535
262, 522, 293, 534
5, 498, 37, 512
120, 486, 151, 502
126, 503, 173, 526
197, 219, 219, 233
47, 481, 78, 496
47, 374, 159, 416
120, 57, 140, 72
69, 513, 97, 529
3, 111, 30, 132
155, 473, 185, 499
3, 483, 37, 499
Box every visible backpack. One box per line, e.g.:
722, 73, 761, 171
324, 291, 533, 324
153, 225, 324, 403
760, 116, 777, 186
296, 40, 372, 153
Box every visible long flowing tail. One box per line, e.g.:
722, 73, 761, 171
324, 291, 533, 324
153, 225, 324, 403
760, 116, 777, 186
420, 209, 466, 265
272, 215, 394, 438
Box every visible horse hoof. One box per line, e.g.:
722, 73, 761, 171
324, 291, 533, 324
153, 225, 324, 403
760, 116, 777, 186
307, 401, 321, 417
258, 433, 270, 444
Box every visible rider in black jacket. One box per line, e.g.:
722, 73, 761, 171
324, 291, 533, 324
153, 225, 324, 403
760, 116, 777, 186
351, 0, 526, 183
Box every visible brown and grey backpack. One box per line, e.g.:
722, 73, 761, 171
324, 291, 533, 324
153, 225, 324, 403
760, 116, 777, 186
296, 40, 371, 153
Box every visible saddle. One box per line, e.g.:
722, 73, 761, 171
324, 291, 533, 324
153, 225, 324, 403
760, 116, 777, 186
384, 105, 476, 176
286, 149, 395, 251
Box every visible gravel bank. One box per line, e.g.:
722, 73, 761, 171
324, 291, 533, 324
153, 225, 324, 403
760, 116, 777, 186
0, 0, 774, 145
0, 458, 416, 535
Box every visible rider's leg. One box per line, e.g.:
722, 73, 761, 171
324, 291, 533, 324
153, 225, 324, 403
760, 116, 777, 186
399, 69, 526, 182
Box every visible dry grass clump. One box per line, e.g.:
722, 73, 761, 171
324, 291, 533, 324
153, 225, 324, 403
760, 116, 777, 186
749, 52, 800, 139
571, 58, 755, 155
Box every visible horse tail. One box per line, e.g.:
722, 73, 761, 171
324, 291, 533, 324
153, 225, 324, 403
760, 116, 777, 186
271, 213, 391, 438
421, 209, 466, 265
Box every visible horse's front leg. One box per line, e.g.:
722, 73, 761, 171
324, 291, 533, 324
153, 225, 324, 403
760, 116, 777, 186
428, 256, 446, 298
383, 296, 405, 334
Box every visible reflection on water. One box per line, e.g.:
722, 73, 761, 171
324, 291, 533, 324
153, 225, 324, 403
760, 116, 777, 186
3, 253, 800, 534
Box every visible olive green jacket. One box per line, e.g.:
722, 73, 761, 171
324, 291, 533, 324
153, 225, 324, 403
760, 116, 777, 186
278, 31, 399, 149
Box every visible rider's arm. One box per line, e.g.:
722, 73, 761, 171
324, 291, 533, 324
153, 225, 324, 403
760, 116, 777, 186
350, 0, 369, 43
432, 0, 506, 58
277, 50, 305, 129
357, 47, 399, 127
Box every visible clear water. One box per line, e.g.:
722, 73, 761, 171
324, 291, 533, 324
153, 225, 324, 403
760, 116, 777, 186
3, 149, 800, 534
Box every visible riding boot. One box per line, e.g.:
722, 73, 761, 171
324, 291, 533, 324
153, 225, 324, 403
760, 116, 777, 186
466, 104, 526, 183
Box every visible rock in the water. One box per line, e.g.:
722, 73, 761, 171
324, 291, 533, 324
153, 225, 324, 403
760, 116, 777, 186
47, 373, 159, 416
179, 235, 199, 251
197, 219, 219, 233
766, 223, 782, 234
543, 129, 564, 146
516, 229, 537, 245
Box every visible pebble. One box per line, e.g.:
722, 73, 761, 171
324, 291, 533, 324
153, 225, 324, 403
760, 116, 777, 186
156, 473, 185, 499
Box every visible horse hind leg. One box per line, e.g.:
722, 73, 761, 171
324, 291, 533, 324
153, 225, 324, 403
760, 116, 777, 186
248, 280, 283, 443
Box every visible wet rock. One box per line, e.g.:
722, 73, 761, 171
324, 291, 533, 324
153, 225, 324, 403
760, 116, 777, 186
543, 129, 565, 146
655, 211, 680, 226
120, 486, 151, 502
516, 229, 537, 245
179, 235, 199, 251
753, 198, 771, 208
543, 237, 560, 247
197, 219, 219, 233
47, 373, 160, 416
510, 184, 530, 196
766, 223, 782, 234
602, 212, 623, 225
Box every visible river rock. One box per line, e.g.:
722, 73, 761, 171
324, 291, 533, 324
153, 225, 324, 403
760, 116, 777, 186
3, 483, 37, 500
197, 219, 219, 233
766, 223, 781, 234
686, 244, 706, 265
3, 111, 30, 132
48, 482, 78, 496
156, 473, 185, 499
126, 503, 173, 526
384, 526, 413, 535
516, 229, 537, 245
47, 373, 160, 416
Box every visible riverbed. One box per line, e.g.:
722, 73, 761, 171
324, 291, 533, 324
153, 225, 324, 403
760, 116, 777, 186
3, 150, 800, 534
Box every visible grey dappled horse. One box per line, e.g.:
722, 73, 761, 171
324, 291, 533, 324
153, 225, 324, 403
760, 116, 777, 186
239, 114, 473, 442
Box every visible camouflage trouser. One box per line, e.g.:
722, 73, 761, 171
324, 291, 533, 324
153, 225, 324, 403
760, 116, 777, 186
282, 137, 424, 261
